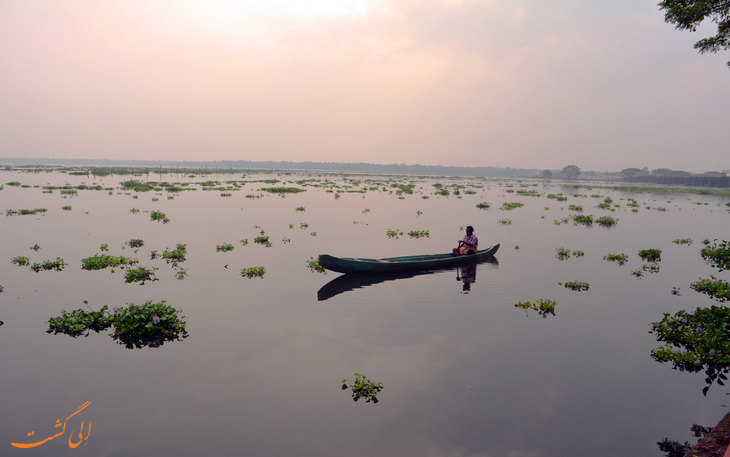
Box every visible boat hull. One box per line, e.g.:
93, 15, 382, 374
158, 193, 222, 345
318, 244, 500, 274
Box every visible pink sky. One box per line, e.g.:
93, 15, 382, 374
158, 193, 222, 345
0, 0, 728, 172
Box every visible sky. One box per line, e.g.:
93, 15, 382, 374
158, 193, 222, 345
0, 0, 728, 172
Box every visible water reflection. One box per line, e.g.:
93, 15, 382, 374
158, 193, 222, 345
317, 258, 498, 300
456, 264, 476, 293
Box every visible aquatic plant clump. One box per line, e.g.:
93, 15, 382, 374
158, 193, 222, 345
501, 202, 524, 211
690, 276, 729, 302
498, 218, 511, 226
386, 229, 403, 239
150, 210, 170, 223
81, 254, 138, 270
476, 202, 490, 210
30, 258, 66, 272
603, 253, 628, 266
650, 305, 730, 395
595, 216, 617, 227
556, 247, 571, 260
216, 243, 235, 252
11, 256, 30, 266
260, 187, 306, 194
307, 257, 326, 274
47, 305, 112, 337
560, 281, 590, 291
342, 373, 383, 404
6, 208, 47, 216
253, 235, 271, 247
124, 267, 157, 284
408, 230, 430, 239
241, 266, 265, 278
514, 299, 557, 318
162, 244, 187, 266
700, 239, 730, 271
127, 239, 144, 248
571, 214, 593, 227
112, 301, 188, 349
673, 238, 693, 246
638, 248, 662, 262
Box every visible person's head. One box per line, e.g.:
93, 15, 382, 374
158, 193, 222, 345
466, 225, 474, 234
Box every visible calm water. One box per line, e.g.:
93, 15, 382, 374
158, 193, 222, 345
0, 169, 728, 457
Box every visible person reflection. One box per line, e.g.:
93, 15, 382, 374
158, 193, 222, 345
456, 264, 477, 292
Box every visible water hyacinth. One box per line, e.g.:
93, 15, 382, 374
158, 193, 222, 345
48, 301, 188, 349
650, 305, 730, 395
690, 276, 730, 302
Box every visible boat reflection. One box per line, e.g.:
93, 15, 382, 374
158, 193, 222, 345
317, 257, 498, 301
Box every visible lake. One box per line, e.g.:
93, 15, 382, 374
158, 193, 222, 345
0, 168, 728, 456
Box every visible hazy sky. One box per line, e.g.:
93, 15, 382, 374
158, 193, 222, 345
0, 0, 728, 172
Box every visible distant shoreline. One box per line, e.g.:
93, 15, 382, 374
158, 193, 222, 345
0, 157, 538, 178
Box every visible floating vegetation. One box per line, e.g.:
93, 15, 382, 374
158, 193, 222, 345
386, 229, 403, 239
632, 268, 644, 278
408, 230, 430, 239
30, 243, 40, 252
253, 235, 271, 247
296, 207, 306, 211
573, 250, 585, 258
642, 262, 661, 274
603, 253, 628, 266
241, 266, 265, 278
672, 238, 693, 245
216, 243, 234, 252
672, 287, 681, 295
553, 218, 570, 225
30, 258, 66, 272
62, 205, 72, 211
514, 299, 557, 318
81, 254, 138, 271
307, 257, 326, 274
638, 248, 662, 262
650, 305, 730, 395
129, 208, 140, 214
127, 239, 144, 248
595, 216, 618, 227
150, 210, 170, 223
121, 180, 155, 192
260, 187, 306, 194
690, 276, 729, 302
47, 304, 112, 337
556, 247, 571, 260
342, 373, 383, 404
124, 267, 157, 284
560, 281, 590, 291
6, 208, 47, 216
571, 214, 593, 227
700, 239, 730, 271
11, 256, 30, 266
476, 202, 491, 210
498, 218, 512, 226
112, 301, 188, 349
501, 202, 524, 211
99, 243, 109, 252
162, 244, 187, 266
568, 205, 583, 212
175, 267, 188, 280
240, 238, 248, 246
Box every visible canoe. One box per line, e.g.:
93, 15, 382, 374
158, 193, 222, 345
317, 257, 499, 300
318, 244, 500, 274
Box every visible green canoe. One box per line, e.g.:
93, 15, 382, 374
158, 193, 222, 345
318, 244, 500, 274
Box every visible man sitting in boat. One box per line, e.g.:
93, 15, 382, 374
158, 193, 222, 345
453, 226, 478, 256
